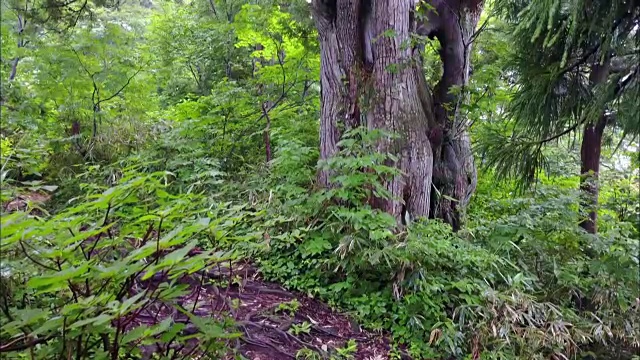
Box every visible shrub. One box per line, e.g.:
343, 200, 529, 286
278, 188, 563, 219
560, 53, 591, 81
0, 165, 248, 359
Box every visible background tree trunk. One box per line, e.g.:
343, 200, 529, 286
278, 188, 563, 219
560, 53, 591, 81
313, 0, 481, 228
579, 57, 611, 234
579, 117, 606, 234
9, 15, 25, 81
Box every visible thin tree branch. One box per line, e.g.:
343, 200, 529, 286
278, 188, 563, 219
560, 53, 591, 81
0, 334, 54, 352
261, 102, 272, 163
556, 16, 630, 78
613, 66, 638, 94
186, 62, 201, 89
468, 15, 492, 46
19, 241, 58, 271
96, 66, 145, 106
531, 65, 637, 147
557, 46, 600, 78
208, 0, 218, 18
44, 0, 79, 8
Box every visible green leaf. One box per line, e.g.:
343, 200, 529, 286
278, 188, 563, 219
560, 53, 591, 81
121, 324, 149, 344
69, 313, 113, 329
28, 263, 90, 292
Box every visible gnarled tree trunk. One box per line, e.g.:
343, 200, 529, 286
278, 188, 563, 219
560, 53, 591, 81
313, 0, 481, 229
421, 0, 482, 230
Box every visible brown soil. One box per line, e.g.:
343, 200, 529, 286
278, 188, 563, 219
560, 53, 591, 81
130, 261, 395, 360
3, 191, 51, 213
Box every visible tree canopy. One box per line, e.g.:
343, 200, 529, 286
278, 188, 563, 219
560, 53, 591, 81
0, 1, 638, 359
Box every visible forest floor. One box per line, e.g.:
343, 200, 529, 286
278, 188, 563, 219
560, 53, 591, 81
143, 261, 393, 360
3, 193, 394, 360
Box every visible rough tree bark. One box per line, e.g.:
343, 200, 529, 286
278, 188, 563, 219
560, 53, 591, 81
312, 0, 482, 229
420, 0, 481, 230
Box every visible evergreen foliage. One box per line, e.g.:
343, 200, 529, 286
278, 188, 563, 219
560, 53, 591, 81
481, 0, 639, 186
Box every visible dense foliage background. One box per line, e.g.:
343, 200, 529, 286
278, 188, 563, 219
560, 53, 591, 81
1, 0, 638, 359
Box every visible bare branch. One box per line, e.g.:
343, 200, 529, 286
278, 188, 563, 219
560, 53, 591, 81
96, 66, 144, 106
0, 334, 54, 353
467, 15, 492, 45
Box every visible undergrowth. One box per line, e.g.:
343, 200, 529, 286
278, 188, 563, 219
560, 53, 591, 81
237, 129, 640, 359
0, 164, 249, 359
1, 124, 638, 360
2, 2, 639, 359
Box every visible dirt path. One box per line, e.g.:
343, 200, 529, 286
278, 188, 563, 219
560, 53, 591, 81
3, 193, 396, 359
131, 262, 394, 360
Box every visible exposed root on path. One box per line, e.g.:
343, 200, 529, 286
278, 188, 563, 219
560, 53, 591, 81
127, 261, 392, 360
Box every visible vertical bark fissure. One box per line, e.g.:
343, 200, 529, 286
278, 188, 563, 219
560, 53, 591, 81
314, 0, 371, 187
336, 0, 364, 130
313, 3, 343, 187
367, 0, 433, 221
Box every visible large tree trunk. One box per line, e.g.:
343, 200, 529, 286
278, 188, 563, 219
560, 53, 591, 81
312, 0, 481, 229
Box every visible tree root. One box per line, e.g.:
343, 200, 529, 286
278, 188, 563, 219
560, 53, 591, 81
239, 335, 296, 359
243, 284, 293, 298
117, 259, 391, 359
277, 319, 294, 332
240, 321, 326, 356
310, 324, 345, 339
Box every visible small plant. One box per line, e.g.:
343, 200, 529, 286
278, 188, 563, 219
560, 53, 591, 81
334, 339, 357, 360
0, 166, 246, 359
277, 299, 301, 316
289, 321, 312, 336
296, 348, 322, 360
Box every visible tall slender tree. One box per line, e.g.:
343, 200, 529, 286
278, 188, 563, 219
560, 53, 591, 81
483, 0, 640, 233
312, 0, 483, 230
